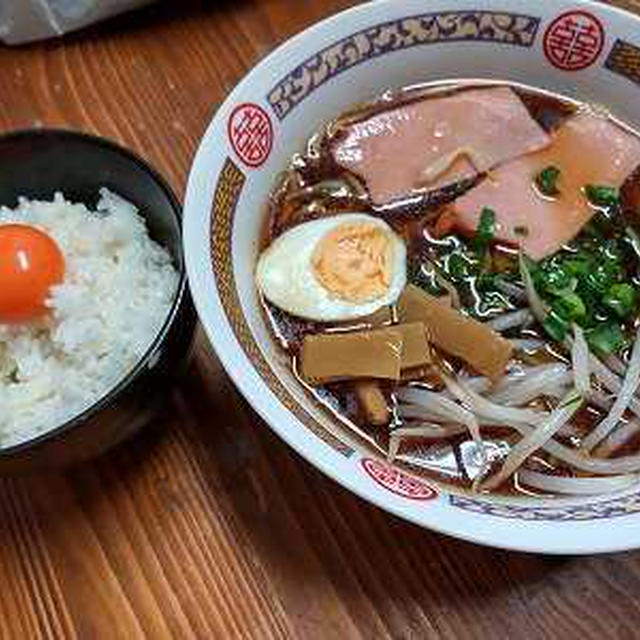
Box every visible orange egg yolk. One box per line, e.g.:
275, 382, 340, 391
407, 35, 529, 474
0, 224, 65, 324
311, 222, 392, 303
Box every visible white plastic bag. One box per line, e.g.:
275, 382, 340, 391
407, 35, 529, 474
0, 0, 157, 44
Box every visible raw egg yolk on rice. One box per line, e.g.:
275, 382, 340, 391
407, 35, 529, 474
0, 224, 65, 324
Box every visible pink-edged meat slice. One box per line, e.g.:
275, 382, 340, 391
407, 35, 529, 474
332, 86, 551, 206
451, 111, 640, 260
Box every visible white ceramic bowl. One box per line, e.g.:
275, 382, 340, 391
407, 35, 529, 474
184, 0, 640, 554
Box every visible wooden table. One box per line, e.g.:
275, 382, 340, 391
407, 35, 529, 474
2, 1, 640, 637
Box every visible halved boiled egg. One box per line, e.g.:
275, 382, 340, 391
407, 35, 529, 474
256, 213, 406, 321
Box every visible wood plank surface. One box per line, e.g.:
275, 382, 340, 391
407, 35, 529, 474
1, 1, 640, 638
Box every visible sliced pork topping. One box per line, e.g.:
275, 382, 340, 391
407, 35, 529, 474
332, 86, 551, 206
451, 111, 640, 259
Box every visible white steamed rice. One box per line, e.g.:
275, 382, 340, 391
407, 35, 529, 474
0, 189, 179, 447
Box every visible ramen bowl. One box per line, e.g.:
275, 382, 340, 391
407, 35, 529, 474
184, 0, 640, 554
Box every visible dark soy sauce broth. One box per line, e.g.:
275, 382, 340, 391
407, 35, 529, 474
259, 80, 640, 496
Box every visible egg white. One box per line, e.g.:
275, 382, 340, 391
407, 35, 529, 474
255, 213, 407, 321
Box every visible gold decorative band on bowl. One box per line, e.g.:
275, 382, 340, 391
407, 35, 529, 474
606, 39, 640, 87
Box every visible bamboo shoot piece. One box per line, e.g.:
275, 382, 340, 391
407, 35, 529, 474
397, 284, 512, 380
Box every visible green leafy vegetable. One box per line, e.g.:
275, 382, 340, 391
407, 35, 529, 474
446, 252, 477, 281
583, 263, 621, 298
585, 184, 619, 207
586, 322, 628, 355
536, 166, 561, 196
415, 189, 640, 338
543, 311, 569, 342
534, 265, 573, 294
474, 207, 496, 252
603, 283, 637, 319
551, 291, 586, 322
563, 258, 591, 278
525, 223, 640, 354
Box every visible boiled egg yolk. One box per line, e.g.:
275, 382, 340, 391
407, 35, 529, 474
0, 224, 65, 324
311, 222, 392, 303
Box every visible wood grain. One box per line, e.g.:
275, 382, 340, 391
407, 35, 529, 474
1, 1, 640, 638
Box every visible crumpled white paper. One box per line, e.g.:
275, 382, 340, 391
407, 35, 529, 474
0, 0, 157, 44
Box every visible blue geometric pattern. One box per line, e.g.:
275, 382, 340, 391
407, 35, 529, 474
450, 489, 640, 521
267, 10, 541, 120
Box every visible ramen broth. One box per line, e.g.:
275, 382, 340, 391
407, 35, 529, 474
258, 81, 640, 496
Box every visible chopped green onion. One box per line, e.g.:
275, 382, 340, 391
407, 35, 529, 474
537, 267, 572, 294
551, 292, 586, 321
583, 266, 616, 296
603, 283, 637, 319
563, 258, 591, 278
536, 166, 561, 196
586, 322, 628, 355
468, 186, 640, 354
446, 251, 477, 280
543, 311, 570, 342
474, 207, 496, 252
476, 272, 498, 290
585, 184, 619, 207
